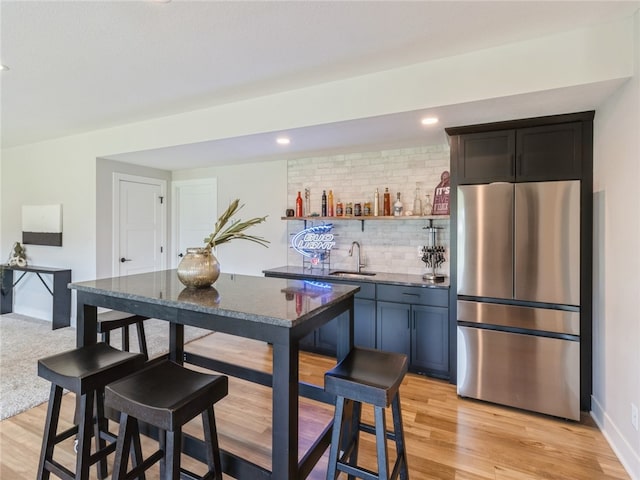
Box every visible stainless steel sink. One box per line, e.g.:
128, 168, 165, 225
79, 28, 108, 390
329, 271, 376, 277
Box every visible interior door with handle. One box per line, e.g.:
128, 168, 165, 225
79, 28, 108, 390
114, 174, 166, 276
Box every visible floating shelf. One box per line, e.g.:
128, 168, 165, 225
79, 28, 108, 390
281, 215, 450, 231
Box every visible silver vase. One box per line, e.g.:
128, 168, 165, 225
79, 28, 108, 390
176, 247, 220, 288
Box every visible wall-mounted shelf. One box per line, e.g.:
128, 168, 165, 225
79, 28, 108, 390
281, 215, 450, 231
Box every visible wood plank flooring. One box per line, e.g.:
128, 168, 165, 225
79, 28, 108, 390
0, 332, 629, 479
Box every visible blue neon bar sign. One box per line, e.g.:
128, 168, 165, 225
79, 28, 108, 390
291, 224, 336, 258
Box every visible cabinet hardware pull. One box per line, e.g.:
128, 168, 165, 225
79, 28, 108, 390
402, 293, 419, 297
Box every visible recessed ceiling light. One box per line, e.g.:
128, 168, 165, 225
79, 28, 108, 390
276, 137, 291, 145
421, 117, 439, 126
0, 65, 9, 71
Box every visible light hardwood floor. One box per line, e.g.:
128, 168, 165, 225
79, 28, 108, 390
0, 332, 629, 479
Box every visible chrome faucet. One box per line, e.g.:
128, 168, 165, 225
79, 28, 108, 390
348, 241, 366, 273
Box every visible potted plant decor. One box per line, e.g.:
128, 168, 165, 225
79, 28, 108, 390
177, 198, 269, 288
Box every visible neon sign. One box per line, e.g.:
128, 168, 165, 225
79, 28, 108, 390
291, 224, 336, 259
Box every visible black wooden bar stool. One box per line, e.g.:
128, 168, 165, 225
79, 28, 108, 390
105, 360, 228, 480
98, 311, 149, 360
324, 347, 410, 480
37, 342, 146, 480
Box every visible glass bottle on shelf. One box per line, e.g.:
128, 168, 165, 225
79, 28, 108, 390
413, 185, 422, 216
423, 194, 433, 216
393, 192, 403, 216
296, 191, 303, 217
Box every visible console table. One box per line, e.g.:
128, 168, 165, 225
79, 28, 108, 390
1, 265, 71, 329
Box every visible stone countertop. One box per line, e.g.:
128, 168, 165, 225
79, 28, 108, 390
263, 266, 450, 289
70, 269, 359, 328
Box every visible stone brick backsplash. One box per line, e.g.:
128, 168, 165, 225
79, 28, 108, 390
286, 144, 451, 277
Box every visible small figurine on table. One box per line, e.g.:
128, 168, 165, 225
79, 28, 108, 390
8, 242, 27, 267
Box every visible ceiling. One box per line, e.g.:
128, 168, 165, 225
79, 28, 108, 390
1, 1, 638, 170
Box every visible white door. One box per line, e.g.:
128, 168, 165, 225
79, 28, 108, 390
113, 173, 167, 276
172, 179, 217, 268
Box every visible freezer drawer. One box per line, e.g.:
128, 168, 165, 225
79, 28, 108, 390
457, 326, 580, 420
457, 300, 579, 336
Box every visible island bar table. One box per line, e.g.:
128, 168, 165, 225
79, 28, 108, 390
69, 269, 358, 480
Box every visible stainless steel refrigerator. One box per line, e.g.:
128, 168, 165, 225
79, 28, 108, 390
456, 180, 581, 420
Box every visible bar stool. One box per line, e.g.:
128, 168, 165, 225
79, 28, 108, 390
37, 342, 146, 480
105, 360, 228, 480
324, 347, 410, 480
98, 311, 149, 360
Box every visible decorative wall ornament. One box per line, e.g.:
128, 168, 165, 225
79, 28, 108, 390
431, 171, 450, 215
22, 204, 63, 246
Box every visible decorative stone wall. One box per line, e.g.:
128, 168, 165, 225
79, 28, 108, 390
286, 144, 451, 276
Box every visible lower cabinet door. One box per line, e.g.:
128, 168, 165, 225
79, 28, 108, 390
317, 318, 338, 353
300, 331, 315, 349
412, 304, 449, 377
376, 301, 411, 358
354, 298, 376, 349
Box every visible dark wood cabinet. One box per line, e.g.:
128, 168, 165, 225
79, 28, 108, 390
376, 285, 450, 378
458, 130, 515, 183
263, 269, 450, 379
412, 305, 449, 377
316, 299, 376, 352
354, 298, 376, 349
456, 122, 583, 185
447, 110, 595, 408
515, 123, 582, 181
376, 301, 411, 358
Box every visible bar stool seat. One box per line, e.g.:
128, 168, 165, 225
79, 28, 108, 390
98, 310, 149, 360
37, 342, 146, 480
105, 360, 228, 480
325, 347, 410, 480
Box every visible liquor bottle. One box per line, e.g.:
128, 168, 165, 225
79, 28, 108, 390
328, 190, 334, 216
373, 188, 380, 217
304, 188, 310, 217
336, 200, 344, 216
345, 202, 353, 216
321, 190, 327, 216
423, 194, 433, 216
393, 192, 403, 216
413, 185, 422, 216
383, 188, 391, 216
296, 191, 303, 217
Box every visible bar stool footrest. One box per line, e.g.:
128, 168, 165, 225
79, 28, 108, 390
123, 449, 164, 480
45, 459, 75, 480
338, 462, 379, 480
88, 440, 117, 467
359, 422, 399, 441
53, 424, 79, 445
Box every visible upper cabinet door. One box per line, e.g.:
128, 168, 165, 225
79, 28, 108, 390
516, 123, 582, 181
457, 130, 516, 184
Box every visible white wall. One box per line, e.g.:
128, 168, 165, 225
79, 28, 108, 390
1, 138, 97, 322
172, 160, 288, 276
592, 10, 640, 479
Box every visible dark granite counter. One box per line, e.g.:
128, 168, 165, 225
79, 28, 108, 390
263, 265, 450, 289
70, 269, 360, 328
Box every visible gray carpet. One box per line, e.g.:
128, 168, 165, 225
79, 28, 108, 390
0, 313, 212, 420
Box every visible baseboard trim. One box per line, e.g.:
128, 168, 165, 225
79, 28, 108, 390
591, 395, 640, 480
